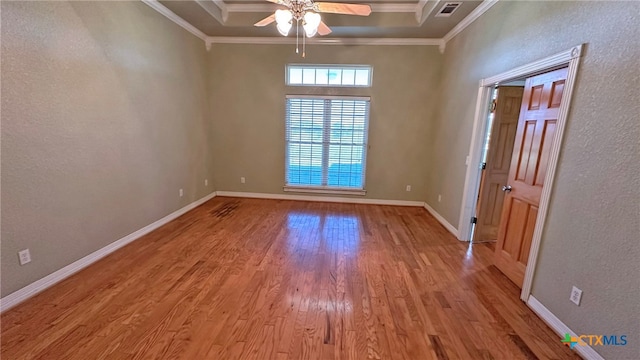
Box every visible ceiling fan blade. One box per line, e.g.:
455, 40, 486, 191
254, 14, 276, 27
317, 20, 332, 36
264, 0, 282, 3
316, 2, 372, 16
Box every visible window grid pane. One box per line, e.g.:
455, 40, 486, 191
286, 97, 369, 190
287, 65, 372, 87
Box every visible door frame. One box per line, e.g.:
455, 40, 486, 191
457, 44, 584, 301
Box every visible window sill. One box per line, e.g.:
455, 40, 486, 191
283, 186, 366, 196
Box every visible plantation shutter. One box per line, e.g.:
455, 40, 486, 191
285, 96, 370, 191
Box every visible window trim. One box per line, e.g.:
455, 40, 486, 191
284, 95, 370, 195
283, 186, 366, 196
286, 64, 373, 88
285, 95, 371, 101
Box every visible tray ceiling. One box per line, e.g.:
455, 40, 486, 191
157, 0, 484, 39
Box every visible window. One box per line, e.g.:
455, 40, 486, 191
287, 65, 372, 87
285, 96, 370, 195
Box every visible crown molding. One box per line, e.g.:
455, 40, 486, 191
143, 0, 495, 53
442, 0, 498, 44
416, 0, 429, 16
416, 0, 441, 25
206, 36, 444, 47
195, 0, 227, 25
141, 0, 207, 41
212, 0, 229, 19
371, 3, 419, 12
225, 3, 417, 13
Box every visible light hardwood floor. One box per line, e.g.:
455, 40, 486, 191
1, 197, 579, 359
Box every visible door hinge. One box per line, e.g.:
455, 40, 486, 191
481, 162, 486, 170
471, 217, 477, 224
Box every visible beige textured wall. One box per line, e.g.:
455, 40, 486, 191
207, 44, 442, 201
430, 1, 640, 358
1, 1, 214, 296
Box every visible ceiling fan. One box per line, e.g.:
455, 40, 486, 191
254, 0, 371, 55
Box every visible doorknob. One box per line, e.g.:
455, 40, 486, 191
502, 185, 512, 192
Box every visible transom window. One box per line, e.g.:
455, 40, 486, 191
285, 96, 370, 195
286, 65, 372, 87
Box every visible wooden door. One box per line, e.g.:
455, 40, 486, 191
475, 86, 524, 242
494, 68, 567, 287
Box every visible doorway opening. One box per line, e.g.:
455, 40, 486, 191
457, 45, 584, 302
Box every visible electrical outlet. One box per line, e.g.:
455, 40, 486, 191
179, 188, 184, 197
205, 179, 208, 186
18, 249, 31, 265
406, 185, 411, 192
438, 194, 442, 202
570, 286, 583, 306
240, 177, 246, 184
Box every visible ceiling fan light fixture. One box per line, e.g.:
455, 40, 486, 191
275, 9, 293, 36
277, 21, 292, 36
303, 12, 321, 37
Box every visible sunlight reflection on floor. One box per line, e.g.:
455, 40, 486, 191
286, 212, 361, 258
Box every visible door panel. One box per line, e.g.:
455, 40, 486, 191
519, 206, 538, 264
516, 121, 537, 183
502, 198, 529, 256
493, 121, 518, 170
528, 85, 543, 110
534, 120, 556, 186
474, 86, 524, 242
494, 68, 568, 287
549, 80, 565, 108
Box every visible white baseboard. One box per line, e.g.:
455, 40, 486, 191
527, 295, 604, 360
215, 191, 425, 207
0, 192, 217, 313
423, 203, 459, 238
0, 192, 457, 312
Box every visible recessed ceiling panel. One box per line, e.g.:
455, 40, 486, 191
158, 0, 483, 38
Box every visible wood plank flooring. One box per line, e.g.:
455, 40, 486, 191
1, 197, 580, 359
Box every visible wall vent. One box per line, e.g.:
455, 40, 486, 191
435, 2, 462, 17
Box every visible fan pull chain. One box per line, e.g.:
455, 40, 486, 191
302, 32, 306, 58
295, 19, 299, 54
